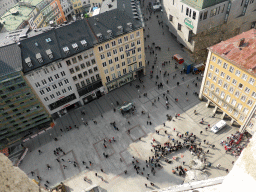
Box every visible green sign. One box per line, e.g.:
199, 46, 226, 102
184, 18, 194, 29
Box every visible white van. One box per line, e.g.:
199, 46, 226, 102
211, 120, 227, 133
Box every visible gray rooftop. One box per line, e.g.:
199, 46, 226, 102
87, 9, 142, 44
0, 44, 22, 77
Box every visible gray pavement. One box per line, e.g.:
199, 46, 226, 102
19, 2, 239, 191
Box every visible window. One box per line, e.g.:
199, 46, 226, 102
110, 67, 114, 71
104, 69, 108, 74
70, 68, 75, 74
44, 97, 49, 101
119, 47, 124, 52
83, 71, 88, 77
50, 65, 56, 71
64, 79, 69, 84
231, 99, 236, 106
229, 87, 234, 93
109, 59, 113, 64
98, 46, 103, 52
124, 36, 128, 42
121, 54, 125, 59
232, 79, 237, 85
238, 83, 243, 89
210, 84, 215, 90
61, 71, 66, 76
122, 62, 126, 66
125, 44, 129, 50
131, 42, 135, 47
130, 34, 134, 39
116, 64, 120, 69
96, 74, 101, 80
132, 49, 136, 55
117, 71, 121, 77
59, 82, 63, 87
107, 52, 111, 57
46, 87, 51, 92
235, 70, 241, 77
239, 116, 245, 122
235, 91, 240, 98
215, 88, 220, 94
78, 73, 83, 79
245, 87, 250, 94
139, 61, 143, 67
72, 57, 77, 64
210, 65, 214, 71
178, 23, 182, 31
78, 55, 83, 61
199, 12, 203, 21
243, 108, 249, 115
249, 78, 255, 85
138, 54, 142, 60
123, 68, 127, 74
102, 62, 107, 67
72, 76, 77, 81
220, 72, 225, 78
88, 69, 93, 74
100, 54, 105, 59
226, 95, 231, 103
220, 91, 225, 98
112, 73, 116, 79
127, 58, 131, 64
186, 8, 189, 16
192, 11, 196, 20
252, 91, 256, 98
237, 104, 243, 110
86, 78, 91, 84
66, 60, 71, 66
84, 54, 88, 59
48, 76, 53, 82
203, 11, 208, 20
92, 59, 96, 64
62, 89, 67, 93
226, 75, 231, 81
223, 104, 227, 109
128, 65, 132, 72
136, 31, 140, 37
217, 59, 222, 65
247, 99, 253, 106
113, 49, 117, 54
223, 63, 228, 69
138, 47, 141, 52
54, 74, 60, 79
218, 100, 222, 106
76, 83, 81, 90
223, 83, 228, 90
35, 82, 40, 87
241, 95, 246, 102
44, 68, 49, 74
204, 88, 208, 94
91, 76, 96, 82
86, 61, 91, 67
229, 66, 234, 73
212, 75, 216, 82
114, 57, 119, 62
241, 74, 248, 81
208, 73, 212, 79
93, 67, 98, 72
106, 76, 110, 82
75, 66, 80, 72
112, 41, 116, 46
118, 38, 122, 44
105, 43, 110, 49
39, 90, 45, 95
215, 68, 219, 74
52, 84, 57, 89
126, 52, 130, 57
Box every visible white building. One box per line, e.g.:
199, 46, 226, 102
59, 0, 74, 20
162, 0, 256, 53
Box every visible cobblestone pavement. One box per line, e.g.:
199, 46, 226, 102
19, 1, 239, 191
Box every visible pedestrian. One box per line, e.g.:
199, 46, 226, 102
232, 161, 234, 165
128, 130, 130, 134
204, 140, 206, 143
183, 161, 185, 165
89, 161, 92, 166
120, 158, 123, 162
112, 137, 116, 142
38, 150, 42, 155
186, 92, 188, 95
163, 123, 165, 127
145, 183, 147, 187
46, 180, 50, 184
31, 171, 34, 176
95, 173, 98, 177
101, 178, 104, 181
60, 128, 63, 132
101, 169, 104, 172
150, 182, 155, 186
226, 169, 229, 173
174, 128, 176, 132
200, 131, 203, 134
56, 159, 60, 163
82, 161, 86, 165
128, 121, 131, 125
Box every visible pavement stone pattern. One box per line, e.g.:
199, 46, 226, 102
19, 1, 239, 191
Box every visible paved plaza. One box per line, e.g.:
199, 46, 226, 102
19, 2, 239, 191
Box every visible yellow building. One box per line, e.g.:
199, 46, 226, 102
89, 10, 145, 92
199, 29, 256, 134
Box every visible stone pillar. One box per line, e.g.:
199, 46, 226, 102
221, 112, 226, 120
213, 105, 218, 114
206, 99, 210, 107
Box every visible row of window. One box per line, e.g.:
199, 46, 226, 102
72, 73, 100, 83
204, 88, 248, 122
105, 61, 143, 82
66, 58, 95, 66
29, 63, 63, 79
70, 66, 98, 75
39, 79, 69, 95
199, 4, 225, 21
43, 86, 73, 101
206, 81, 254, 106
35, 71, 66, 87
75, 75, 101, 90
98, 31, 140, 52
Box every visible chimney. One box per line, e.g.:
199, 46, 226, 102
117, 25, 123, 33
127, 22, 132, 30
107, 30, 112, 37
238, 38, 245, 47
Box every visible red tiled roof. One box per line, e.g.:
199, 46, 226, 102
209, 29, 256, 76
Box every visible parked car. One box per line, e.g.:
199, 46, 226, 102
211, 120, 227, 133
153, 0, 161, 11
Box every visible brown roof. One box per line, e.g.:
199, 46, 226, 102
209, 29, 256, 76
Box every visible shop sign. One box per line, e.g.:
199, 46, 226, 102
184, 18, 194, 29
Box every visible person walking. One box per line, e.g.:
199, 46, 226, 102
145, 183, 147, 187
216, 164, 221, 169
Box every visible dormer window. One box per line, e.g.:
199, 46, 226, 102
117, 26, 123, 33
25, 57, 33, 67
72, 43, 79, 50
127, 22, 132, 30
97, 33, 103, 40
36, 53, 43, 63
107, 30, 112, 37
80, 40, 87, 47
63, 46, 69, 54
46, 49, 53, 59
45, 38, 52, 43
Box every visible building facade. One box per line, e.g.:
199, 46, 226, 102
0, 44, 51, 149
89, 10, 145, 92
199, 29, 256, 134
162, 0, 256, 61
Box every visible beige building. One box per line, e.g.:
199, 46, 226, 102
88, 9, 145, 92
199, 29, 256, 134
